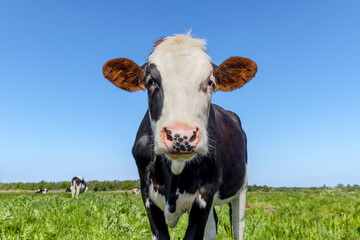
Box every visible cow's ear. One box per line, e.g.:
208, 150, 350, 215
214, 57, 257, 92
103, 58, 146, 92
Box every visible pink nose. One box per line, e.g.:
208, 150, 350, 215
161, 124, 200, 153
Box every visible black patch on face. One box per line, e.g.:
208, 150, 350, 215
143, 63, 164, 122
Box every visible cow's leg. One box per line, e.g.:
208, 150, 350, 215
183, 197, 213, 240
139, 184, 170, 240
231, 176, 248, 240
75, 184, 80, 197
146, 200, 170, 240
204, 207, 218, 240
70, 185, 75, 198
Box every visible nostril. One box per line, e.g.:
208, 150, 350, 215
165, 128, 173, 142
189, 129, 198, 143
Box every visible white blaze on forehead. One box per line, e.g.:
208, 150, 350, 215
148, 34, 214, 156
148, 34, 212, 89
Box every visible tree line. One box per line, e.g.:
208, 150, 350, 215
1, 180, 359, 193
248, 184, 360, 193
0, 180, 140, 192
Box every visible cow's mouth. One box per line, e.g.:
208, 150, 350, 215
165, 152, 197, 161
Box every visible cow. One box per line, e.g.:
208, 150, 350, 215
102, 33, 257, 240
34, 189, 48, 194
132, 188, 141, 195
70, 176, 88, 198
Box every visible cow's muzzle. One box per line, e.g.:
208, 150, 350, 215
161, 124, 200, 155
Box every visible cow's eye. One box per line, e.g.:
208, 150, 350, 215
208, 79, 215, 88
146, 78, 155, 88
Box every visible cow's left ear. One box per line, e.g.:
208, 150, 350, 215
103, 58, 146, 92
214, 57, 257, 92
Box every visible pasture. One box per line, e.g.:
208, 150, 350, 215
0, 189, 359, 239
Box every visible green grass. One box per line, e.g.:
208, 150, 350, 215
0, 190, 359, 239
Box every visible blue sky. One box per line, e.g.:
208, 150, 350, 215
0, 1, 359, 187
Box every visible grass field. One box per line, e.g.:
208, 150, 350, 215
1, 189, 359, 239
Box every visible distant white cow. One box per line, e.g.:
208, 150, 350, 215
34, 189, 48, 194
131, 188, 140, 195
70, 176, 88, 197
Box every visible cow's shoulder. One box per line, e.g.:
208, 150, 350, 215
210, 104, 242, 127
210, 104, 246, 157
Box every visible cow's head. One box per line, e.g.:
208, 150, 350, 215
103, 34, 257, 174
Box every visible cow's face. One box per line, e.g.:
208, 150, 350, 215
103, 34, 257, 174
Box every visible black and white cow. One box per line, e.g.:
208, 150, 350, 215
103, 34, 257, 240
132, 188, 141, 195
70, 176, 88, 198
34, 189, 48, 194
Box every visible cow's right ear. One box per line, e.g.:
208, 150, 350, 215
102, 58, 146, 92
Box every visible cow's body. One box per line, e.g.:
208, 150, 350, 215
34, 189, 48, 194
70, 176, 88, 198
103, 33, 257, 239
133, 104, 247, 239
132, 188, 141, 195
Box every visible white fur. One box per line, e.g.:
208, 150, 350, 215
231, 171, 248, 240
75, 175, 83, 181
148, 34, 214, 169
211, 168, 248, 240
164, 204, 182, 228
145, 198, 151, 208
138, 135, 149, 147
204, 207, 217, 240
213, 191, 239, 206
149, 184, 207, 213
196, 192, 207, 208
171, 160, 186, 175
149, 182, 207, 228
164, 190, 207, 228
149, 183, 166, 211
